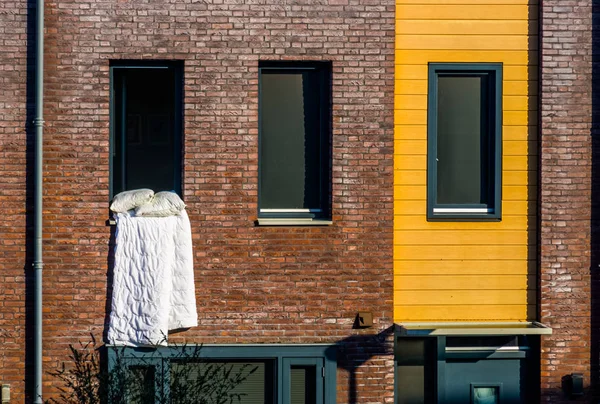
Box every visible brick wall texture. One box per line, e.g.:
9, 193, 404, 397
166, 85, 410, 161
0, 0, 395, 402
540, 1, 595, 401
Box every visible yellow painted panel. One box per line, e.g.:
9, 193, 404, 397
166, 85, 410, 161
504, 110, 532, 126
397, 5, 534, 20
394, 215, 534, 231
394, 290, 535, 306
393, 185, 534, 202
504, 140, 537, 156
394, 95, 537, 112
397, 35, 537, 51
397, 0, 537, 4
504, 170, 536, 185
395, 79, 427, 95
504, 65, 537, 80
395, 109, 427, 125
395, 50, 536, 66
395, 80, 537, 96
394, 140, 427, 155
394, 94, 427, 110
394, 200, 424, 214
395, 275, 535, 290
393, 0, 537, 323
503, 155, 529, 170
504, 201, 530, 213
394, 94, 537, 113
394, 259, 534, 275
395, 171, 426, 185
394, 125, 426, 140
504, 185, 536, 201
394, 185, 426, 200
395, 65, 427, 79
504, 95, 537, 111
395, 200, 530, 215
395, 230, 532, 246
396, 20, 535, 36
504, 80, 538, 96
394, 245, 534, 261
504, 125, 537, 141
395, 305, 535, 322
394, 155, 427, 170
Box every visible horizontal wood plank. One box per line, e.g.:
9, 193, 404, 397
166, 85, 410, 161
397, 35, 537, 51
395, 304, 536, 322
395, 50, 537, 67
396, 20, 536, 36
394, 259, 535, 275
395, 274, 536, 290
394, 230, 533, 245
394, 215, 534, 231
394, 244, 535, 260
397, 5, 535, 20
394, 289, 536, 305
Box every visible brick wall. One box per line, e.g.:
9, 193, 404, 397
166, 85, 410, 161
540, 1, 594, 400
0, 0, 395, 402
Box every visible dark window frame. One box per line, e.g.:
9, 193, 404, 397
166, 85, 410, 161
107, 344, 337, 404
109, 60, 184, 199
258, 61, 332, 222
427, 63, 502, 221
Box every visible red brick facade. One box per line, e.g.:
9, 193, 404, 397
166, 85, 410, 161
540, 1, 595, 401
0, 0, 395, 401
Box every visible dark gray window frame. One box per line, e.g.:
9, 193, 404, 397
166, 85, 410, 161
257, 61, 332, 222
109, 60, 184, 199
107, 344, 337, 404
427, 63, 502, 221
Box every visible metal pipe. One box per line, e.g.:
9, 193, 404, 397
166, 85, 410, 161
33, 0, 44, 399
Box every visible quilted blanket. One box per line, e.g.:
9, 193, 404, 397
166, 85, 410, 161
107, 210, 198, 346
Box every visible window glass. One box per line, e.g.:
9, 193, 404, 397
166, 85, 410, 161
291, 365, 317, 404
395, 338, 436, 404
473, 387, 499, 404
437, 75, 489, 205
112, 63, 182, 196
170, 361, 271, 404
127, 365, 156, 404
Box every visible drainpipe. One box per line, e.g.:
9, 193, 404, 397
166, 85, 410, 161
33, 0, 44, 400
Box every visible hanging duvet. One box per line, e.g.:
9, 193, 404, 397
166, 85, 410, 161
107, 210, 198, 347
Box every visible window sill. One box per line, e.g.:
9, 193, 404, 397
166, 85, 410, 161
427, 212, 501, 222
257, 218, 333, 226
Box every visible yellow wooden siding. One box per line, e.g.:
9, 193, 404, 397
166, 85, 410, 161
394, 0, 538, 322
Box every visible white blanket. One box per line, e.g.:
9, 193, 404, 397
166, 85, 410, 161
107, 210, 198, 346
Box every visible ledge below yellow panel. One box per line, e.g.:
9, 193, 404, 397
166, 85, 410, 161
395, 304, 536, 322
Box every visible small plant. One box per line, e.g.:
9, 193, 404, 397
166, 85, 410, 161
46, 335, 257, 404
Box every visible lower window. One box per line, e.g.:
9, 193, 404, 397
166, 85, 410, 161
109, 345, 336, 404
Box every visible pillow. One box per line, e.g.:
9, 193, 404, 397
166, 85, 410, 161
135, 191, 186, 217
110, 189, 154, 213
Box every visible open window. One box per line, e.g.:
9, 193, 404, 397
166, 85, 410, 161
110, 61, 183, 197
258, 62, 331, 225
427, 63, 502, 220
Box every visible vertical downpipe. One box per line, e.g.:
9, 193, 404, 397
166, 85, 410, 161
33, 0, 44, 400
